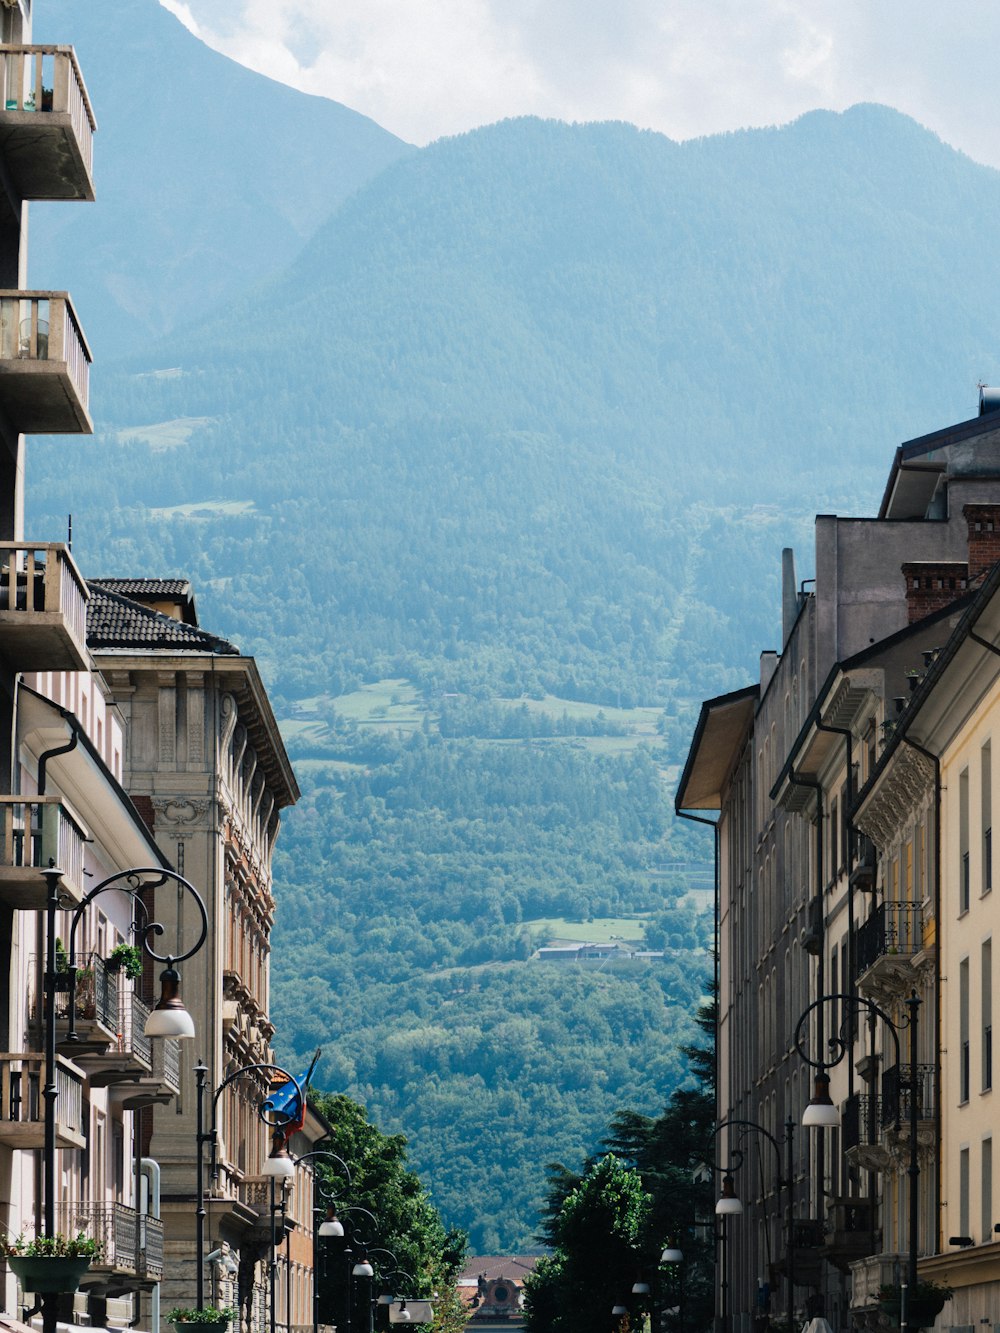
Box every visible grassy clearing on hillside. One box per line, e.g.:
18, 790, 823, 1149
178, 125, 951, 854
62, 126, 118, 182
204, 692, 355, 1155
115, 417, 215, 450
290, 681, 666, 754
149, 498, 255, 518
524, 915, 649, 945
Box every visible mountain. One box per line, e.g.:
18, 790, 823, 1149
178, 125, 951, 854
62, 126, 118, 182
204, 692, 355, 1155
30, 0, 414, 358
26, 104, 1000, 1247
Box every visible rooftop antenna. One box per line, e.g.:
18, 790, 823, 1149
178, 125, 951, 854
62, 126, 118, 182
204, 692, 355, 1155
67, 513, 72, 551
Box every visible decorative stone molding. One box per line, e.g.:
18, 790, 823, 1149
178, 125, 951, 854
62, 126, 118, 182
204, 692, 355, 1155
856, 746, 935, 848
151, 796, 210, 826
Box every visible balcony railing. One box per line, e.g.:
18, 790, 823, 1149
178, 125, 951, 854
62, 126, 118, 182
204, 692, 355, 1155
55, 1201, 136, 1274
137, 1214, 164, 1282
0, 45, 95, 200
850, 1252, 907, 1309
0, 795, 87, 907
881, 1063, 936, 1125
855, 902, 924, 979
0, 541, 89, 668
0, 292, 92, 433
0, 1051, 84, 1148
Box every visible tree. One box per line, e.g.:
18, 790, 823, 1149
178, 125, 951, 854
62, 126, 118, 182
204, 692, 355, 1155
309, 1091, 467, 1333
524, 1154, 651, 1333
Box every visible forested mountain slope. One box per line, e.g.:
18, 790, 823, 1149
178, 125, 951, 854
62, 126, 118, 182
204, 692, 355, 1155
31, 0, 413, 357
26, 105, 1000, 1247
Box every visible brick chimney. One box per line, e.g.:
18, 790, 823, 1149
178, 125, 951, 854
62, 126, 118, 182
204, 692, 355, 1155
902, 562, 969, 623
964, 504, 1000, 579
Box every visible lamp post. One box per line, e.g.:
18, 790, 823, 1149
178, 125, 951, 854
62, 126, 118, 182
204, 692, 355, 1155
712, 1117, 795, 1333
321, 1205, 380, 1333
290, 1148, 353, 1333
795, 990, 921, 1326
194, 1061, 302, 1312
376, 1269, 415, 1330
40, 865, 208, 1333
660, 1241, 684, 1333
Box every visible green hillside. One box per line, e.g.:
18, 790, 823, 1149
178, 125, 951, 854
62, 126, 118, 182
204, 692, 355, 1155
26, 104, 1000, 1247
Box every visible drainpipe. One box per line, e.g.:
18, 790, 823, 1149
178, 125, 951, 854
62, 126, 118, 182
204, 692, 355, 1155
786, 770, 825, 1225
36, 724, 77, 797
896, 734, 941, 1259
676, 807, 721, 1320
141, 1158, 162, 1333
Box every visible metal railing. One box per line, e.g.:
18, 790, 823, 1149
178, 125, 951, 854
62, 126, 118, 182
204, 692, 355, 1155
0, 293, 91, 408
881, 1063, 936, 1125
138, 1214, 164, 1281
0, 795, 87, 891
855, 902, 924, 977
56, 1201, 138, 1274
0, 46, 95, 170
125, 992, 152, 1068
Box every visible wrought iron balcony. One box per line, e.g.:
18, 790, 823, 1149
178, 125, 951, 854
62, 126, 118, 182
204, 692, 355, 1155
0, 542, 89, 669
843, 1092, 892, 1172
0, 46, 95, 201
0, 292, 92, 433
855, 902, 925, 994
0, 1050, 85, 1148
55, 1200, 163, 1289
0, 795, 87, 908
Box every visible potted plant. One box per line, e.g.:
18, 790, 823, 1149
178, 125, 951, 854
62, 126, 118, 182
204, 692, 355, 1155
74, 966, 96, 1018
106, 943, 143, 980
877, 1280, 952, 1328
2, 1232, 101, 1292
167, 1305, 236, 1332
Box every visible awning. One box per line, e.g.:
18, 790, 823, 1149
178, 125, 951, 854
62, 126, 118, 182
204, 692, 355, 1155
17, 683, 169, 871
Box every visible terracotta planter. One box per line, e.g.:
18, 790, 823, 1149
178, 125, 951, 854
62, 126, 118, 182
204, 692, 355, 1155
7, 1255, 92, 1293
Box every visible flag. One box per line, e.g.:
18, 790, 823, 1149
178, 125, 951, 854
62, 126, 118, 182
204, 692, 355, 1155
264, 1049, 320, 1142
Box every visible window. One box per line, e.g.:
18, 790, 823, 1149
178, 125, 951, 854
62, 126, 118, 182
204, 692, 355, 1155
983, 1138, 993, 1246
961, 956, 971, 1104
961, 767, 971, 914
985, 742, 993, 895
984, 939, 993, 1094
961, 1146, 971, 1239
830, 798, 839, 882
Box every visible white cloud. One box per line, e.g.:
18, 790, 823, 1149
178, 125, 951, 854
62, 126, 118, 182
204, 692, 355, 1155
157, 0, 1000, 170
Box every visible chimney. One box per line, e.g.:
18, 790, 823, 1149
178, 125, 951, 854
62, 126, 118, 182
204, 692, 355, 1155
902, 562, 968, 624
781, 548, 798, 646
964, 504, 1000, 579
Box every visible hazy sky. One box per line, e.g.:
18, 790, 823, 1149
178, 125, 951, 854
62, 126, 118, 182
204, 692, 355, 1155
161, 0, 999, 169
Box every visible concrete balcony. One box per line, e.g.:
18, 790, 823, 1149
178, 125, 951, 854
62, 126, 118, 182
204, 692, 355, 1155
822, 1196, 878, 1273
0, 293, 92, 433
849, 1251, 907, 1312
0, 795, 87, 908
0, 1050, 85, 1148
0, 541, 89, 669
0, 46, 95, 201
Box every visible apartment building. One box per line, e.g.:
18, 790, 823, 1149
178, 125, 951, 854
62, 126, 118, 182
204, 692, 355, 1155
678, 395, 1000, 1332
0, 7, 318, 1333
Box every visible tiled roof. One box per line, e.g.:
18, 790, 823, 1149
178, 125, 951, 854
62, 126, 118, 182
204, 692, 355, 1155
459, 1257, 540, 1283
86, 585, 239, 654
91, 577, 192, 597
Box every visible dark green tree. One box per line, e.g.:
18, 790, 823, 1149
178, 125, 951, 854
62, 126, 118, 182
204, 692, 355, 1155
309, 1091, 467, 1333
524, 1154, 651, 1333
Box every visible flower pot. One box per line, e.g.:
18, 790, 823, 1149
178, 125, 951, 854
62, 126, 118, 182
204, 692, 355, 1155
7, 1255, 92, 1293
170, 1323, 228, 1333
878, 1292, 948, 1328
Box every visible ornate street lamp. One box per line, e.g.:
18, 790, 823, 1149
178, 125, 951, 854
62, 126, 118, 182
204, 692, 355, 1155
291, 1149, 353, 1333
795, 991, 922, 1325
40, 866, 208, 1333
